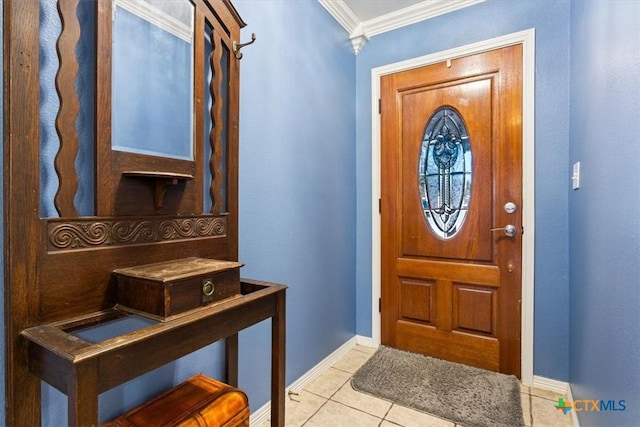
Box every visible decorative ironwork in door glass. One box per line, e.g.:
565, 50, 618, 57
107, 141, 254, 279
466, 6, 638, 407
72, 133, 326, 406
419, 106, 472, 239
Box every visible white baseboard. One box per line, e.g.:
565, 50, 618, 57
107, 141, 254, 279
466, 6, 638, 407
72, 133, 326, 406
355, 335, 377, 348
532, 375, 569, 394
250, 335, 373, 425
532, 376, 581, 426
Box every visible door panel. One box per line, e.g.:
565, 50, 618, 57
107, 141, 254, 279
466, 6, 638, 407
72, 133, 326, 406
381, 45, 522, 377
398, 279, 436, 324
452, 285, 497, 334
401, 77, 493, 261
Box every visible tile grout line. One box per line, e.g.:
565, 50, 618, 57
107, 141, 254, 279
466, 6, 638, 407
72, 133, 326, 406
346, 377, 459, 427
529, 392, 534, 426
381, 402, 394, 421
301, 373, 353, 426
307, 366, 399, 426
326, 376, 386, 422
299, 397, 326, 427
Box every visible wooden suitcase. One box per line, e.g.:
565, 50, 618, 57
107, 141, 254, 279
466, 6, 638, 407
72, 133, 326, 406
104, 374, 249, 427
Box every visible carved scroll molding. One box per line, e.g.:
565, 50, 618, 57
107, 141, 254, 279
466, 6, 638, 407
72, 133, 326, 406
47, 216, 227, 251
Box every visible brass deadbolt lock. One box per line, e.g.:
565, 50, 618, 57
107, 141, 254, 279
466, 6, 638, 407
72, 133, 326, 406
202, 279, 215, 297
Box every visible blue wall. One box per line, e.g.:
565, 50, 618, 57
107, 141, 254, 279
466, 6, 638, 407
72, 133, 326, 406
355, 0, 571, 381
569, 0, 640, 424
233, 0, 357, 397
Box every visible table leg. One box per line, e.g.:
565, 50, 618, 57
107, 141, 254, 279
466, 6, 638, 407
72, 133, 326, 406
68, 360, 99, 427
271, 291, 286, 427
225, 334, 239, 387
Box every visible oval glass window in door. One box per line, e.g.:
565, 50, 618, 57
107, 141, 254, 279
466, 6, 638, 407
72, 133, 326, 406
418, 106, 472, 239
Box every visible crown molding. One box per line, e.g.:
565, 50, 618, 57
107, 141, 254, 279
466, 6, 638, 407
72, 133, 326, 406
351, 34, 369, 55
350, 24, 369, 55
318, 0, 360, 35
319, 0, 486, 54
363, 0, 485, 37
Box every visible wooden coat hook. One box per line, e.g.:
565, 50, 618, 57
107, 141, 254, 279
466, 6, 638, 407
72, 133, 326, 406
233, 33, 256, 59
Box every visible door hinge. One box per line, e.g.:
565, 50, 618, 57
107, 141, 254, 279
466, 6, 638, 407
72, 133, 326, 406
379, 297, 382, 313
378, 98, 381, 114
378, 198, 382, 214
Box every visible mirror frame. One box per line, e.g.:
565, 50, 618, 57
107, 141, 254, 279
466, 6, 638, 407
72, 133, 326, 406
96, 0, 244, 216
96, 0, 200, 216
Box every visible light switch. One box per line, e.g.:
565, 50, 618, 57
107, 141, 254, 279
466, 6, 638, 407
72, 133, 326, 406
572, 161, 580, 190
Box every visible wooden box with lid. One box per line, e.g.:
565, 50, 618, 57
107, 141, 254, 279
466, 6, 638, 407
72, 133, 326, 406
114, 257, 244, 321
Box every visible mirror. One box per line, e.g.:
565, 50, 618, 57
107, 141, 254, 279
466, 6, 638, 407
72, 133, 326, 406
111, 0, 195, 160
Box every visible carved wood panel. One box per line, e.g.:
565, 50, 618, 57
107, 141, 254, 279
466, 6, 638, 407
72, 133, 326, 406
47, 216, 227, 251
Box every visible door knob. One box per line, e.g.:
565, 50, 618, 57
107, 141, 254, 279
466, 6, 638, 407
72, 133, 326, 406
490, 224, 517, 237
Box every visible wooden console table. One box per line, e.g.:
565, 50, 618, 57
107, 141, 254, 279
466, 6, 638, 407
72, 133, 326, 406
21, 280, 287, 427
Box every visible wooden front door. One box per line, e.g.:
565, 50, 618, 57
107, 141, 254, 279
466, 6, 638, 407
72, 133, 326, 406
380, 45, 523, 377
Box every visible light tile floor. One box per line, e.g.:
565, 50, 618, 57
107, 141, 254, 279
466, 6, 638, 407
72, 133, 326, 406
260, 345, 574, 427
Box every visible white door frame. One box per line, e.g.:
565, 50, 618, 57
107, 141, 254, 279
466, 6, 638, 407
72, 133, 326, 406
371, 28, 535, 385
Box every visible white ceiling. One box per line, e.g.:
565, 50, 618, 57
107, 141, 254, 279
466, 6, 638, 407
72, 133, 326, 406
341, 0, 425, 22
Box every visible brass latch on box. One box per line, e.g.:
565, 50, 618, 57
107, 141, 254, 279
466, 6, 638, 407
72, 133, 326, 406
202, 279, 216, 303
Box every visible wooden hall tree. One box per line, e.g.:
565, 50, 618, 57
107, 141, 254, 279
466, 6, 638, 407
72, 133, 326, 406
3, 0, 286, 425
